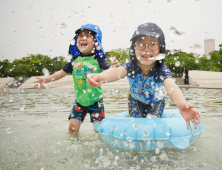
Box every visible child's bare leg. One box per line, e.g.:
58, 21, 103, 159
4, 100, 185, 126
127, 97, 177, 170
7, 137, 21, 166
69, 119, 81, 133
151, 115, 158, 118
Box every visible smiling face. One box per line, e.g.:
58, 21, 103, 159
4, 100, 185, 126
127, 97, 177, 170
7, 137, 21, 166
77, 29, 95, 55
134, 36, 160, 67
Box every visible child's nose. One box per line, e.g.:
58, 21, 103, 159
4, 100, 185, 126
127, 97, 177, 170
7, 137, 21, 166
144, 45, 151, 51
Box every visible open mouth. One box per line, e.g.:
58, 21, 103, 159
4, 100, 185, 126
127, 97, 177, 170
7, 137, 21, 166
80, 42, 88, 47
141, 52, 153, 60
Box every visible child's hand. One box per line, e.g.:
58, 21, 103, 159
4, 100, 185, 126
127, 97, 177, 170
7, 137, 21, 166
33, 77, 46, 91
108, 57, 120, 68
87, 74, 103, 88
179, 102, 202, 130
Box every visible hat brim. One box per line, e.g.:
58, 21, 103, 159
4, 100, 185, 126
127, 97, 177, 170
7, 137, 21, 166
130, 31, 161, 41
75, 28, 96, 35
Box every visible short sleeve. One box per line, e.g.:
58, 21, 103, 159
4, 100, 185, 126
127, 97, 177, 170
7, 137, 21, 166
95, 57, 111, 70
62, 58, 75, 74
121, 62, 136, 78
160, 64, 172, 81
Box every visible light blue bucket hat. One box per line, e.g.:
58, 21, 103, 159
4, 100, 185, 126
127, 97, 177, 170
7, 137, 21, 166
69, 23, 105, 59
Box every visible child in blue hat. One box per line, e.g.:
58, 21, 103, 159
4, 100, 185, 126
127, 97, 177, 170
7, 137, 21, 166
33, 23, 120, 133
87, 23, 201, 130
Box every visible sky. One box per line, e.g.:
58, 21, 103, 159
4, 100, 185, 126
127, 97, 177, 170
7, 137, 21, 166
0, 0, 222, 61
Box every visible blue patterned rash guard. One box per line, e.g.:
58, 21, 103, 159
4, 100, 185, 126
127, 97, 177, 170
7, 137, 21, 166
122, 61, 172, 105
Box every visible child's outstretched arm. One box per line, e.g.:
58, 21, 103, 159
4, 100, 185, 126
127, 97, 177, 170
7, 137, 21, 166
164, 78, 202, 130
87, 67, 127, 88
33, 69, 68, 91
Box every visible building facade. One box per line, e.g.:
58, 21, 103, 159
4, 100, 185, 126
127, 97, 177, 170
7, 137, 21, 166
204, 39, 215, 55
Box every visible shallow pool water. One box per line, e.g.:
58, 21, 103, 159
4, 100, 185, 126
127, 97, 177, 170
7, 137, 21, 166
0, 88, 222, 170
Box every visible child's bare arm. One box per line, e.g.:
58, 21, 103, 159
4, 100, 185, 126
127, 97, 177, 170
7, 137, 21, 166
87, 67, 127, 88
164, 78, 202, 129
33, 69, 68, 90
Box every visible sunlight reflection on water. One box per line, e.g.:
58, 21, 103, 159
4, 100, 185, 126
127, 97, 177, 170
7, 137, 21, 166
0, 88, 222, 169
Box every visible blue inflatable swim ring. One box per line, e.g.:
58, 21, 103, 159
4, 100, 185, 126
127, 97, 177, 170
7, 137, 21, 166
94, 110, 204, 151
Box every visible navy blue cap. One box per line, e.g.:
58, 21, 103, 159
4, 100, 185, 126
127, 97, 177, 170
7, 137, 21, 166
130, 23, 165, 53
129, 23, 166, 67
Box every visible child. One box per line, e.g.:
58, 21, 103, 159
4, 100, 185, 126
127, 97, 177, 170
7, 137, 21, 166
87, 23, 201, 130
33, 23, 120, 133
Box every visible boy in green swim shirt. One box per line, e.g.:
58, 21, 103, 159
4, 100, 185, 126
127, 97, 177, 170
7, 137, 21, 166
33, 24, 120, 133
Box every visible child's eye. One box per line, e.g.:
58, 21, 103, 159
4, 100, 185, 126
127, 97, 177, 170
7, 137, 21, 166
151, 42, 158, 46
139, 43, 144, 47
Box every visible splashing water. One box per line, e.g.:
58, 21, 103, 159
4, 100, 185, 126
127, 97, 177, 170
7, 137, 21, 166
206, 55, 211, 60
126, 137, 132, 142
42, 68, 50, 77
166, 131, 171, 136
149, 53, 165, 60
96, 45, 101, 50
170, 27, 185, 39
142, 129, 149, 136
175, 61, 180, 67
132, 124, 138, 130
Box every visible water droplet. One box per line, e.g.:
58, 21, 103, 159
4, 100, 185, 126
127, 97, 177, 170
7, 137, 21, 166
96, 45, 101, 50
206, 55, 211, 60
70, 39, 75, 45
124, 141, 128, 147
129, 142, 135, 149
195, 59, 199, 64
155, 148, 160, 154
42, 68, 49, 76
170, 87, 174, 93
175, 61, 180, 67
115, 156, 119, 160
6, 127, 13, 134
115, 127, 118, 130
61, 23, 67, 29
186, 104, 189, 108
142, 129, 149, 136
66, 54, 73, 61
20, 105, 25, 111
132, 124, 138, 130
87, 89, 92, 93
166, 131, 171, 136
126, 137, 132, 142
